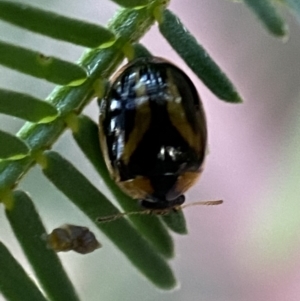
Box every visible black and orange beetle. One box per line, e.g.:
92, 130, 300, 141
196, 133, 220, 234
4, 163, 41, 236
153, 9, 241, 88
99, 57, 207, 210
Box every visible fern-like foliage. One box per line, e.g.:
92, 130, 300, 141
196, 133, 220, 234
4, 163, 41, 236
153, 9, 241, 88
0, 0, 299, 300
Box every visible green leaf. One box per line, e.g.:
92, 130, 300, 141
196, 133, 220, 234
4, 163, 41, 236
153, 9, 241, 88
159, 10, 242, 103
5, 190, 80, 301
0, 1, 115, 48
0, 40, 87, 85
0, 130, 29, 160
42, 151, 176, 289
132, 43, 153, 59
161, 210, 188, 235
72, 115, 174, 258
0, 89, 58, 123
243, 0, 288, 36
284, 0, 300, 20
0, 242, 47, 301
110, 0, 151, 8
0, 158, 31, 191
0, 118, 65, 191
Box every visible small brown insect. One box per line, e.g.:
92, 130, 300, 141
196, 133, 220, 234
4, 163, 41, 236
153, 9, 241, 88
43, 224, 101, 254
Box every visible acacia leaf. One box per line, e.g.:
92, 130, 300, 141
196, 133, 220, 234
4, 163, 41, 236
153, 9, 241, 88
0, 40, 87, 85
0, 1, 115, 48
6, 190, 80, 301
132, 43, 153, 58
0, 130, 29, 160
0, 242, 47, 301
109, 0, 151, 8
0, 89, 58, 123
159, 10, 242, 103
243, 0, 288, 36
284, 0, 300, 21
161, 210, 188, 235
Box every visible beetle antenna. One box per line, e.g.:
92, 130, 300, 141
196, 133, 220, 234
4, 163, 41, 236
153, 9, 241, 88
180, 199, 223, 209
97, 209, 152, 223
97, 200, 223, 223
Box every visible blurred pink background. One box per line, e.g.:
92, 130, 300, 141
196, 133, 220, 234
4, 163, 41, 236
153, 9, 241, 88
1, 1, 300, 300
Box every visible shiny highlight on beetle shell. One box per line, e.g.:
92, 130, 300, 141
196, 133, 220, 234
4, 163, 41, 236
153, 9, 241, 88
99, 57, 207, 209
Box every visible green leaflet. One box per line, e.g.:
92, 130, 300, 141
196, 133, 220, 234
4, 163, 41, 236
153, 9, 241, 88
0, 40, 87, 86
132, 43, 153, 59
6, 190, 80, 301
0, 242, 47, 301
159, 10, 243, 103
161, 210, 188, 235
243, 0, 288, 36
0, 1, 115, 48
110, 0, 151, 8
0, 130, 29, 160
284, 0, 300, 21
0, 89, 58, 123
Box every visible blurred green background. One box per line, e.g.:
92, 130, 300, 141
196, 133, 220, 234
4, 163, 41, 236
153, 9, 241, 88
1, 0, 300, 300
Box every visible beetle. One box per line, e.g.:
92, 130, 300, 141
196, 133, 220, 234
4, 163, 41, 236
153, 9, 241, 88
99, 57, 207, 210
